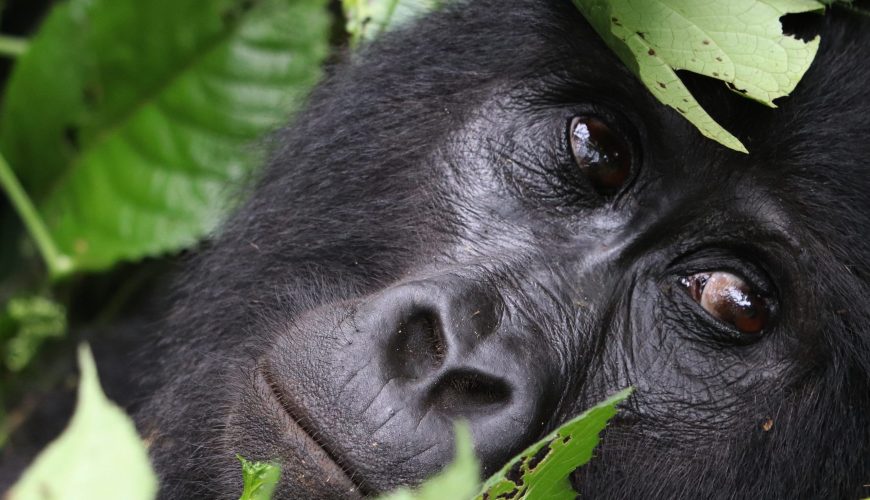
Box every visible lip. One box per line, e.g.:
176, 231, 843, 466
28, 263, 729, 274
255, 367, 364, 498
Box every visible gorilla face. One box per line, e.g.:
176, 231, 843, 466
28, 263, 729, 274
139, 0, 870, 498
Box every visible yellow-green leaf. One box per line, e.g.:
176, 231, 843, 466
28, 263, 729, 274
377, 423, 480, 500
8, 345, 157, 500
342, 0, 443, 46
573, 0, 826, 153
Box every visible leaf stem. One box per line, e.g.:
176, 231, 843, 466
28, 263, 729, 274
0, 35, 28, 58
0, 152, 73, 279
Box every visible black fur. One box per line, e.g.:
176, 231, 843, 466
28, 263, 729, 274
137, 1, 870, 498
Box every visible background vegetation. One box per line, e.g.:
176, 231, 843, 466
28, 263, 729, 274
0, 0, 337, 459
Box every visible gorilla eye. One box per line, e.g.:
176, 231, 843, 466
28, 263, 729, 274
569, 116, 632, 194
680, 271, 769, 335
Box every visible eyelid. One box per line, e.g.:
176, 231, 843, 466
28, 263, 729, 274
667, 248, 778, 299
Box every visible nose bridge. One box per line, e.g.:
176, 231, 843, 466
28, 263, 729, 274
377, 271, 558, 370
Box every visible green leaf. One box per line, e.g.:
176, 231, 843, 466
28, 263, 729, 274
477, 388, 633, 500
0, 296, 66, 371
238, 455, 281, 500
377, 422, 480, 500
8, 345, 157, 500
0, 0, 330, 273
342, 0, 443, 46
573, 0, 825, 153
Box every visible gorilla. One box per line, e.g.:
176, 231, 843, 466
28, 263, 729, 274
135, 0, 870, 497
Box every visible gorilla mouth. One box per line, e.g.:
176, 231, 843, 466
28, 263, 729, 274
257, 367, 363, 497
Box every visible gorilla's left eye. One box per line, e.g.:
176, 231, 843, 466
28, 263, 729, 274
569, 116, 632, 194
680, 271, 769, 335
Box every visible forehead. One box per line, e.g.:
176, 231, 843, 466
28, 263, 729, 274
383, 0, 870, 252
708, 13, 870, 259
533, 5, 870, 251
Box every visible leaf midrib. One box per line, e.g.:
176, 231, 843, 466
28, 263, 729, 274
40, 0, 266, 215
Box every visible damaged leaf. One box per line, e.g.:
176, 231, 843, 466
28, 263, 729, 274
572, 0, 826, 153
477, 388, 633, 499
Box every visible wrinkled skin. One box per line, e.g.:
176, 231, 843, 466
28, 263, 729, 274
138, 1, 870, 498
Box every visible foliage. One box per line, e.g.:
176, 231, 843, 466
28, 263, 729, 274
0, 296, 66, 372
0, 0, 330, 275
342, 0, 444, 46
0, 0, 331, 446
477, 388, 633, 499
238, 455, 282, 500
377, 423, 480, 500
572, 0, 828, 153
376, 389, 632, 500
7, 345, 157, 500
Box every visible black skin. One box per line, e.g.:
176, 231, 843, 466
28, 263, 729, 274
136, 0, 870, 498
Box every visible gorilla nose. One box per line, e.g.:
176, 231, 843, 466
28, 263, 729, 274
381, 282, 508, 412
368, 278, 558, 472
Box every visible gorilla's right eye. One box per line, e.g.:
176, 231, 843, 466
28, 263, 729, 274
569, 116, 632, 194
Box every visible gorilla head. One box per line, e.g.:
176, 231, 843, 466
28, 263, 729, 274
137, 0, 870, 497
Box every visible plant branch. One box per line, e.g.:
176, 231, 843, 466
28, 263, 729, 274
0, 36, 28, 58
0, 152, 73, 279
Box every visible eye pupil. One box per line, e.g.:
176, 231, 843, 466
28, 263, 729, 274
680, 271, 769, 335
570, 116, 632, 193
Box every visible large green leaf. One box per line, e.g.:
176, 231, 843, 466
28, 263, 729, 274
8, 345, 157, 500
477, 388, 633, 499
0, 0, 330, 272
573, 0, 825, 153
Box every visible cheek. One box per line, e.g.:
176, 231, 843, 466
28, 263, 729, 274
609, 279, 780, 420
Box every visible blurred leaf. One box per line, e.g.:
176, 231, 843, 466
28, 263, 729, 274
573, 0, 825, 153
342, 0, 443, 46
0, 0, 330, 272
238, 455, 281, 500
8, 345, 157, 500
0, 296, 66, 371
477, 388, 633, 499
377, 423, 480, 500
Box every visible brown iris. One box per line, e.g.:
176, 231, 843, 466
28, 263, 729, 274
569, 116, 632, 193
681, 271, 769, 334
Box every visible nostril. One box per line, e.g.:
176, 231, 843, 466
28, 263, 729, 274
426, 369, 511, 415
387, 311, 446, 379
